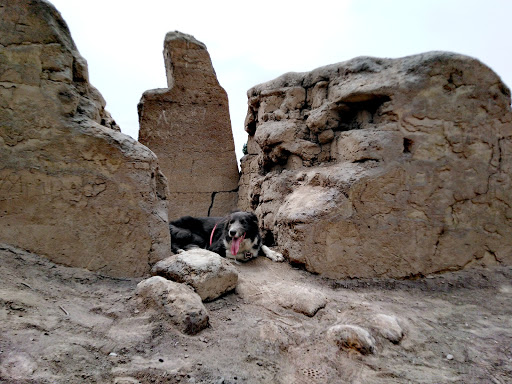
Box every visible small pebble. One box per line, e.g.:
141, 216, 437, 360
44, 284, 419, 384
446, 354, 454, 360
109, 352, 118, 357
159, 358, 164, 363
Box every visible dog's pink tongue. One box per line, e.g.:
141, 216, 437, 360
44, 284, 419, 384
231, 235, 244, 256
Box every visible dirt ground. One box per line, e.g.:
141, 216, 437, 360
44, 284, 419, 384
1, 243, 511, 384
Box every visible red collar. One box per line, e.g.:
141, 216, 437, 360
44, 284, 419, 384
209, 223, 218, 247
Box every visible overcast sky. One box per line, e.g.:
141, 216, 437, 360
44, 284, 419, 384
49, 0, 512, 163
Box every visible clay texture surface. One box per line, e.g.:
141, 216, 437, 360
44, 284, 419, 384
138, 31, 239, 220
239, 52, 512, 278
0, 0, 170, 277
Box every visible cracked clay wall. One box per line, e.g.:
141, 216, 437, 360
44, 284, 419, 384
239, 51, 512, 279
0, 0, 171, 277
138, 32, 239, 220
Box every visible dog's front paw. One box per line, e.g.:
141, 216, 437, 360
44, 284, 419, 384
271, 251, 285, 262
262, 245, 285, 262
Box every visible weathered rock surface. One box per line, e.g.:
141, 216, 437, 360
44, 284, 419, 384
274, 283, 327, 317
0, 0, 170, 277
239, 51, 512, 278
136, 276, 209, 335
371, 314, 404, 344
151, 249, 238, 302
327, 324, 376, 355
138, 31, 239, 220
0, 351, 38, 381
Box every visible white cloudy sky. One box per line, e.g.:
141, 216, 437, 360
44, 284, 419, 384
49, 0, 512, 162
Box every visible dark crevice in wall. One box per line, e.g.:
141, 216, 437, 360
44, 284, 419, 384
207, 188, 239, 217
335, 95, 392, 131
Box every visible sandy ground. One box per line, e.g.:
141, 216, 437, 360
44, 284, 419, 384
1, 243, 511, 383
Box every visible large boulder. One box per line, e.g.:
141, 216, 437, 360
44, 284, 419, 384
151, 249, 238, 302
138, 31, 239, 220
239, 52, 512, 278
136, 276, 209, 335
0, 0, 170, 277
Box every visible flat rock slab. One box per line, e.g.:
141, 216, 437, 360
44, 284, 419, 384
235, 260, 327, 317
136, 276, 209, 335
152, 249, 238, 302
275, 283, 328, 317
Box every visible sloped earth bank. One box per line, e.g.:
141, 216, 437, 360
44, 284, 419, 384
1, 244, 511, 383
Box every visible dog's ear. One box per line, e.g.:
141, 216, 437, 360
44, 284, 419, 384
223, 212, 233, 229
248, 212, 259, 226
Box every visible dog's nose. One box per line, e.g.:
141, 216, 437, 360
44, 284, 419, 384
229, 230, 237, 237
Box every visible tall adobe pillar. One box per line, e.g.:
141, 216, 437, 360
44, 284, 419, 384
138, 31, 239, 220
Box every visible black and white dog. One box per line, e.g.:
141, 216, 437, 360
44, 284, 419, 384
169, 211, 284, 262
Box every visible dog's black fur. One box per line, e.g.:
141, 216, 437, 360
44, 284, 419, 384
169, 211, 284, 262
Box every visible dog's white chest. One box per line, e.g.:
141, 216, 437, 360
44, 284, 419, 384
224, 237, 258, 261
